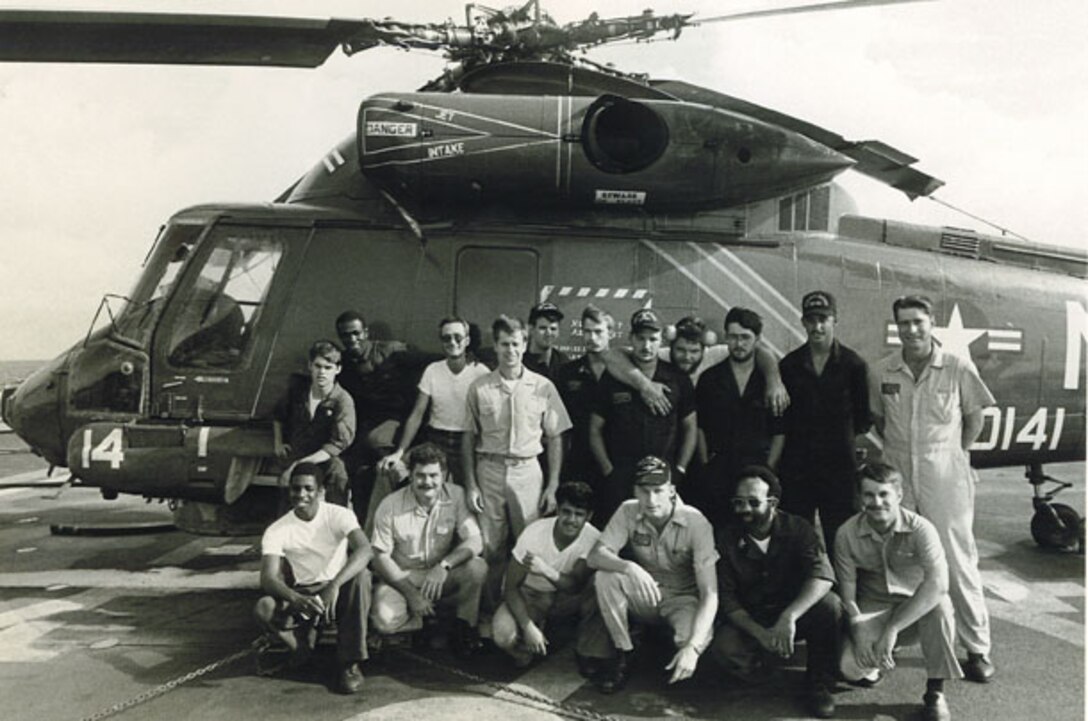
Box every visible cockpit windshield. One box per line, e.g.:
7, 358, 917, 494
112, 223, 206, 348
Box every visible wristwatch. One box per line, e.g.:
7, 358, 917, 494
440, 559, 452, 571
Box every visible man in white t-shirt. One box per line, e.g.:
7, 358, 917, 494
380, 316, 490, 488
493, 482, 611, 669
254, 463, 373, 694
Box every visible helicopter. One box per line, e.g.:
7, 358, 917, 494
0, 0, 1084, 544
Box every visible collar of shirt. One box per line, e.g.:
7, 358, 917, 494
484, 367, 543, 393
889, 339, 948, 373
634, 498, 691, 530
856, 508, 910, 539
735, 511, 784, 554
402, 485, 454, 518
803, 339, 842, 371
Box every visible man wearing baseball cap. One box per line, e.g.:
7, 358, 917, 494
524, 301, 570, 381
588, 309, 698, 522
582, 456, 718, 693
777, 290, 872, 560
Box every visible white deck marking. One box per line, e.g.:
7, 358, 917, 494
983, 569, 1084, 648
0, 567, 255, 591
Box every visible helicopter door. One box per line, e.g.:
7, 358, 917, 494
455, 246, 539, 348
150, 224, 306, 421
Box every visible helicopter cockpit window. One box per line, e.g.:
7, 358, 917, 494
112, 223, 203, 348
166, 234, 282, 370
582, 95, 669, 174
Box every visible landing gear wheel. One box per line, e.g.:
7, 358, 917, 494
1030, 503, 1083, 552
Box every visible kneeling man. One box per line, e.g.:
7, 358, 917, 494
585, 456, 719, 693
712, 465, 842, 719
370, 443, 487, 655
254, 463, 372, 694
836, 462, 963, 721
493, 481, 602, 667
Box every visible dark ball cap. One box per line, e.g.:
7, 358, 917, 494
634, 456, 672, 486
801, 290, 837, 318
529, 301, 563, 323
630, 308, 662, 332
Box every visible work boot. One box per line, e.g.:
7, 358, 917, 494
806, 682, 836, 719
450, 619, 483, 658
961, 653, 995, 683
595, 651, 630, 695
922, 691, 951, 721
338, 662, 365, 695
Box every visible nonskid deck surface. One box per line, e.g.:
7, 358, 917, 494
0, 453, 1083, 721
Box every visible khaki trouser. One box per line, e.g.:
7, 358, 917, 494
840, 593, 964, 680
370, 558, 488, 634
591, 570, 708, 654
475, 455, 544, 611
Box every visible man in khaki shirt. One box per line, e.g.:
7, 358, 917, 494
370, 443, 487, 656
836, 462, 962, 721
583, 456, 719, 694
463, 315, 572, 610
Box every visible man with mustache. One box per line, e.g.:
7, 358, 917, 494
712, 465, 842, 718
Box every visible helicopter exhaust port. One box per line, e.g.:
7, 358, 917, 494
581, 95, 669, 174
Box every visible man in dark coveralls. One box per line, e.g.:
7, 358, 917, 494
778, 291, 871, 558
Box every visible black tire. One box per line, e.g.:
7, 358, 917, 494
1031, 503, 1082, 551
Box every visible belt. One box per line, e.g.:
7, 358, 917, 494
426, 428, 464, 439
476, 452, 536, 466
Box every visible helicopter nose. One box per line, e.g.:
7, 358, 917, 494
2, 352, 69, 467
725, 130, 854, 203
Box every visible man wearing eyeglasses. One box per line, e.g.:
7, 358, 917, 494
712, 465, 842, 719
379, 317, 490, 487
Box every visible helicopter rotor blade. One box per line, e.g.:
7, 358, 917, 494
695, 0, 933, 25
0, 10, 372, 67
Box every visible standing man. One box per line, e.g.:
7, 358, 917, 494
492, 481, 603, 667
556, 305, 614, 502
369, 443, 487, 654
335, 310, 416, 521
696, 308, 784, 525
583, 456, 719, 693
712, 465, 841, 719
254, 463, 372, 695
276, 340, 355, 507
869, 295, 996, 683
778, 291, 871, 558
588, 308, 697, 522
463, 315, 572, 610
524, 301, 570, 380
836, 462, 963, 721
379, 317, 490, 486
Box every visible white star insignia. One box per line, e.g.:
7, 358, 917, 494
932, 304, 986, 359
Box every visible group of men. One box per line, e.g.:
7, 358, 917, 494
254, 291, 995, 721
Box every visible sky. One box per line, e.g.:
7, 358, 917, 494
0, 0, 1086, 360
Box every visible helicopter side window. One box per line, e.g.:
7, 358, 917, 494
166, 235, 282, 369
582, 95, 670, 174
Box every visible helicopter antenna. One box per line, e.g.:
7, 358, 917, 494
926, 196, 1035, 244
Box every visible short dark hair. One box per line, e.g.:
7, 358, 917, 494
892, 295, 934, 321
438, 316, 470, 336
734, 464, 781, 500
555, 481, 594, 512
335, 310, 366, 329
405, 442, 448, 474
674, 316, 708, 345
581, 304, 614, 331
724, 307, 763, 336
856, 461, 904, 490
492, 314, 527, 342
291, 462, 325, 488
308, 340, 342, 364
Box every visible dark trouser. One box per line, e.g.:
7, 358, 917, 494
493, 582, 610, 659
596, 459, 637, 526
778, 464, 856, 561
257, 568, 372, 665
711, 591, 843, 686
424, 427, 467, 486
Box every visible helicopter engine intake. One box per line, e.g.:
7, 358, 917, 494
357, 92, 854, 215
